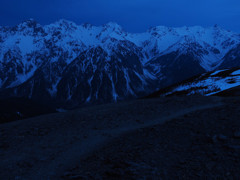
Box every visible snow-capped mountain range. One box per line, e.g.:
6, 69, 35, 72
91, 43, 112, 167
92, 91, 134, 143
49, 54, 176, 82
0, 19, 240, 106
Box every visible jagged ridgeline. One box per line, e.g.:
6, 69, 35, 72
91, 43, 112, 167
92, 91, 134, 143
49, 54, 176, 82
0, 19, 240, 106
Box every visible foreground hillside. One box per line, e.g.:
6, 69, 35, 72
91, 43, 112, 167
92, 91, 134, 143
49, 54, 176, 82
0, 96, 240, 179
0, 97, 56, 124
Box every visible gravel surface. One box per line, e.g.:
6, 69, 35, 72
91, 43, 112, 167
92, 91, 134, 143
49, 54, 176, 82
0, 96, 239, 179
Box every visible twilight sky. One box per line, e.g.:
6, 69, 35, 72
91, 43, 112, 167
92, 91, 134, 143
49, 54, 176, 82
0, 0, 240, 32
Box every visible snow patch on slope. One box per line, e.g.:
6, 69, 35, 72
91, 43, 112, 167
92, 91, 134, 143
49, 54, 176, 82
47, 77, 62, 96
108, 74, 118, 101
232, 69, 240, 75
164, 68, 240, 96
211, 69, 227, 76
206, 77, 240, 95
123, 68, 134, 95
143, 69, 157, 80
7, 64, 38, 88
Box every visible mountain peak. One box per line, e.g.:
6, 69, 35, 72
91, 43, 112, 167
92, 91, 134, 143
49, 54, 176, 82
14, 19, 44, 34
55, 19, 76, 26
45, 19, 78, 32
53, 19, 77, 29
81, 22, 93, 29
17, 19, 40, 28
103, 22, 123, 31
211, 24, 225, 31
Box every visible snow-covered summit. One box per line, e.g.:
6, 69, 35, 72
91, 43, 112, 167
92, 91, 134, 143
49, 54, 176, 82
0, 19, 239, 67
103, 22, 123, 31
4, 19, 238, 63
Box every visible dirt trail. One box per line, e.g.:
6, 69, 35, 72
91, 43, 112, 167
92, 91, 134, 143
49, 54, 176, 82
37, 103, 223, 179
0, 97, 224, 179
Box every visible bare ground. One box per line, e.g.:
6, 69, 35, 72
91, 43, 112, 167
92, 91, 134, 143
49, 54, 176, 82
0, 96, 240, 179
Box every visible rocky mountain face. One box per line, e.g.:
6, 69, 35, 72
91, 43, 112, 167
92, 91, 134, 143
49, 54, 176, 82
0, 20, 240, 107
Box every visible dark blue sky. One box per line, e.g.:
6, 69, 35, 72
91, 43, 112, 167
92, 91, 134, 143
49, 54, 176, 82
0, 0, 240, 32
